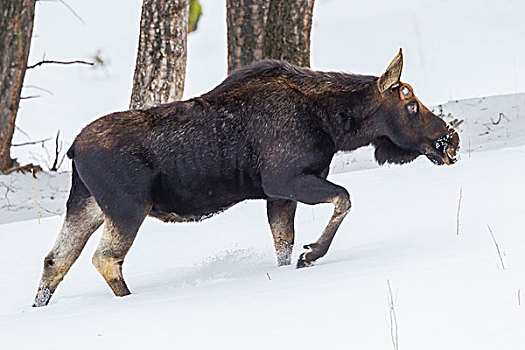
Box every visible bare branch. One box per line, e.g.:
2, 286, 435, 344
50, 131, 65, 172
12, 138, 51, 147
37, 0, 86, 25
56, 0, 85, 25
20, 95, 41, 100
1, 163, 42, 175
50, 132, 60, 171
27, 60, 94, 69
15, 126, 31, 139
24, 85, 54, 95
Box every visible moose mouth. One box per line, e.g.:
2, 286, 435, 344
423, 133, 459, 166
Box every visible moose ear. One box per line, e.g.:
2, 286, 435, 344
377, 49, 403, 94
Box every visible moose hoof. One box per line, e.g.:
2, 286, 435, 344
277, 254, 292, 267
32, 285, 53, 307
108, 278, 132, 297
296, 252, 314, 269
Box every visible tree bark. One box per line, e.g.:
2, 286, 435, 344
0, 0, 36, 171
263, 0, 314, 67
130, 0, 190, 110
226, 0, 314, 73
226, 0, 270, 73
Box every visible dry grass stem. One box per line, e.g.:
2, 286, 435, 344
487, 224, 505, 270
456, 188, 463, 235
30, 169, 41, 224
387, 280, 399, 350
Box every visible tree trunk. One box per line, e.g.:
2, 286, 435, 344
226, 0, 314, 73
0, 0, 36, 171
226, 0, 270, 73
130, 0, 190, 110
263, 0, 314, 67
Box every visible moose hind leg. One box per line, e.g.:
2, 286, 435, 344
267, 198, 297, 266
33, 169, 104, 307
92, 213, 146, 297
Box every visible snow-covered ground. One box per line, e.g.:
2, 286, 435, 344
1, 0, 525, 349
1, 145, 525, 349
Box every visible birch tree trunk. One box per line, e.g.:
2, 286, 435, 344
0, 0, 36, 171
130, 0, 190, 110
226, 0, 314, 73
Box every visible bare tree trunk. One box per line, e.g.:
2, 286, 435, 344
226, 0, 269, 73
226, 0, 314, 73
0, 0, 36, 171
130, 0, 190, 110
263, 0, 314, 67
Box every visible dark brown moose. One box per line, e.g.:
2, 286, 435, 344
33, 49, 459, 307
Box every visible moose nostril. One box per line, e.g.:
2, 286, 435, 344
434, 134, 452, 151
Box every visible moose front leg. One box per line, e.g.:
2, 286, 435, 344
296, 194, 351, 268
263, 174, 351, 269
267, 198, 297, 266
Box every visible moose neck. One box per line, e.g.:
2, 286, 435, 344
316, 78, 381, 153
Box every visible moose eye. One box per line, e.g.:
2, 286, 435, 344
406, 102, 418, 114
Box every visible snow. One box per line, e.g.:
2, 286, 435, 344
1, 146, 525, 349
2, 0, 525, 348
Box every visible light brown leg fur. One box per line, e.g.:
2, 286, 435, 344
267, 198, 297, 266
92, 216, 144, 297
33, 197, 104, 307
297, 195, 351, 268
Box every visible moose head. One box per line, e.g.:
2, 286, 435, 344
372, 49, 459, 166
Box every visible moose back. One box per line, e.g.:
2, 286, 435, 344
33, 49, 459, 307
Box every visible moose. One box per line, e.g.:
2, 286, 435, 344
33, 49, 459, 307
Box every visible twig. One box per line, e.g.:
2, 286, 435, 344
20, 95, 41, 100
56, 0, 85, 25
50, 131, 64, 171
15, 126, 30, 139
491, 113, 510, 125
490, 113, 502, 125
31, 169, 41, 224
23, 85, 54, 95
2, 163, 42, 175
37, 0, 86, 25
42, 207, 62, 216
27, 60, 94, 69
456, 188, 462, 235
12, 137, 51, 147
387, 280, 399, 350
518, 289, 521, 307
266, 272, 271, 281
487, 224, 505, 270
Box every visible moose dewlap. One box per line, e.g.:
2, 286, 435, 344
33, 49, 459, 307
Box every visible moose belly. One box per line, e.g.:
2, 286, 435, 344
149, 172, 265, 222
